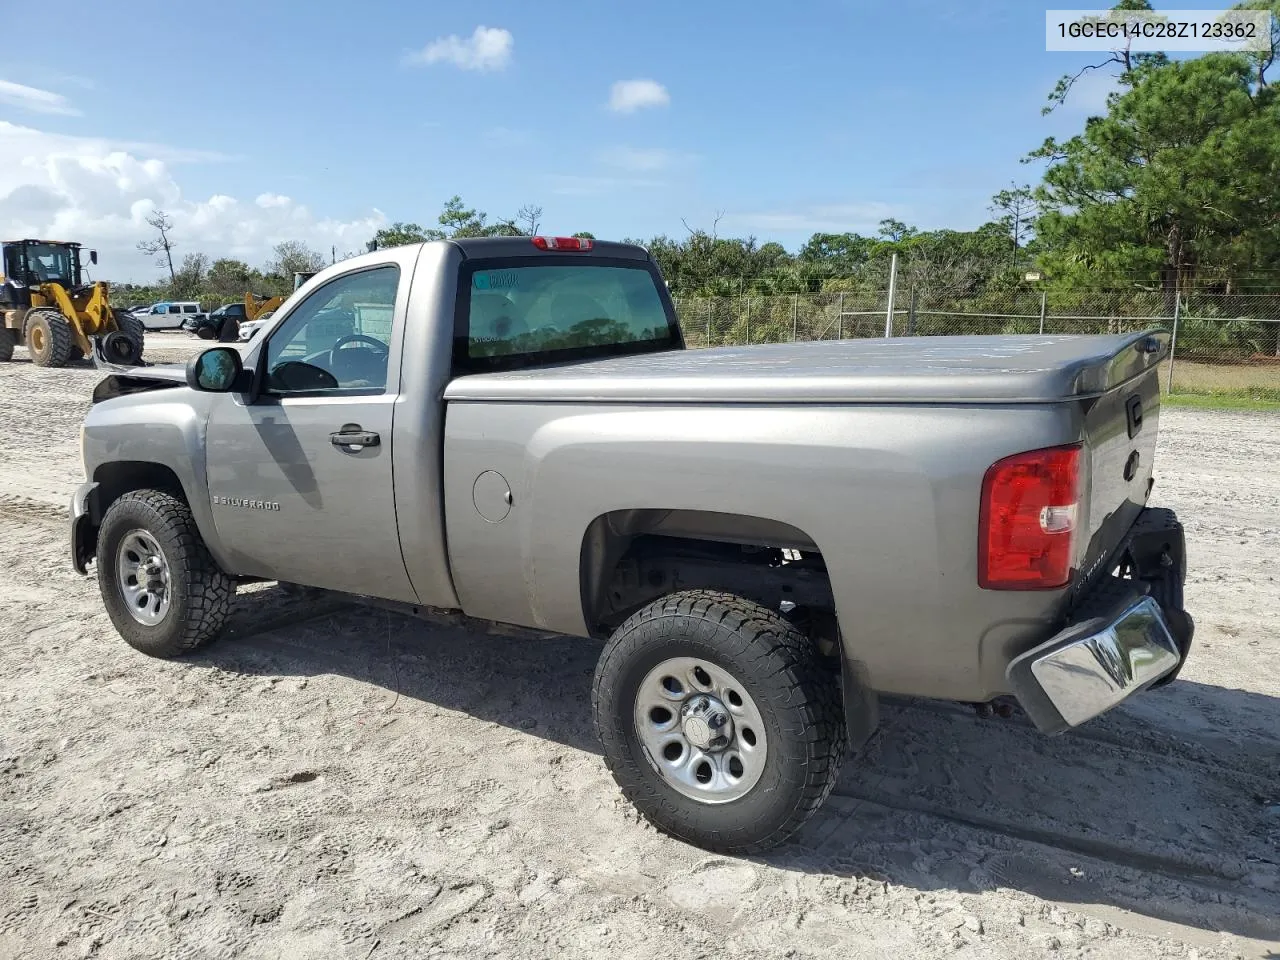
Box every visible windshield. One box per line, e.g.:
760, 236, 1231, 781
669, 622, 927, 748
21, 243, 76, 285
455, 259, 680, 372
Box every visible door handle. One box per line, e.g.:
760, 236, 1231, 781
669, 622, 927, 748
330, 425, 380, 449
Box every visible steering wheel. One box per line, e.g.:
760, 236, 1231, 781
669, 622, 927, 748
332, 333, 388, 354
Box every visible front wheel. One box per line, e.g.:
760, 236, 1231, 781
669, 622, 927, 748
25, 308, 74, 367
592, 590, 846, 853
96, 489, 233, 657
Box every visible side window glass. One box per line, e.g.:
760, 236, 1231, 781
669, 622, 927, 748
264, 265, 398, 395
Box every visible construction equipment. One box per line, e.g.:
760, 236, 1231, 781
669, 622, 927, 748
244, 291, 284, 321
0, 239, 145, 367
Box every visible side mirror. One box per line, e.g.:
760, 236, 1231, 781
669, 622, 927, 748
89, 250, 98, 265
186, 347, 244, 392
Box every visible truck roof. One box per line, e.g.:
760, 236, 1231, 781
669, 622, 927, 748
444, 331, 1170, 404
448, 236, 649, 260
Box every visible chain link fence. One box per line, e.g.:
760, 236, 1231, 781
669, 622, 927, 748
673, 286, 1280, 399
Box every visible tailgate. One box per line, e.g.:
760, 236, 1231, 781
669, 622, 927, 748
1073, 345, 1165, 595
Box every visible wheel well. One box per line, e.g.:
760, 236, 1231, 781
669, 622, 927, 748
579, 509, 881, 753
89, 461, 186, 523
579, 509, 838, 646
75, 462, 188, 568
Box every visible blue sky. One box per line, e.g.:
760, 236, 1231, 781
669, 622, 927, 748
0, 0, 1125, 280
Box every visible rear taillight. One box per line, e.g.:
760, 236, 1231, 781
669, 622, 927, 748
531, 236, 593, 251
978, 444, 1082, 590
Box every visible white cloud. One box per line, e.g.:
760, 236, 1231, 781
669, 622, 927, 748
0, 79, 80, 117
0, 120, 387, 282
597, 146, 695, 172
405, 26, 513, 71
608, 79, 670, 113
726, 202, 902, 234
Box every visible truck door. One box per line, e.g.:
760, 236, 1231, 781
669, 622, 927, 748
203, 262, 417, 601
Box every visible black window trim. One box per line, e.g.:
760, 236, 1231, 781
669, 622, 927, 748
254, 261, 401, 400
451, 254, 684, 375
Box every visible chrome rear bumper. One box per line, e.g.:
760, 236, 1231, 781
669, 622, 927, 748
1009, 596, 1181, 733
1008, 507, 1194, 735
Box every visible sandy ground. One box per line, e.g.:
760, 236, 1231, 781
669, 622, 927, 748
1, 333, 1278, 960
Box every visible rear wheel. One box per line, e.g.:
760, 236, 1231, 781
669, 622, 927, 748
25, 308, 74, 367
0, 328, 15, 361
96, 489, 233, 658
593, 590, 846, 853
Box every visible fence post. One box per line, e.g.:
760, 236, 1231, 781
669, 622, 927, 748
838, 292, 844, 340
884, 252, 899, 338
1038, 291, 1047, 335
706, 298, 712, 345
745, 296, 751, 345
1166, 294, 1181, 394
792, 294, 799, 341
906, 286, 917, 335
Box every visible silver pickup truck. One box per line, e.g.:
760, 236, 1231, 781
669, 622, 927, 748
71, 237, 1194, 853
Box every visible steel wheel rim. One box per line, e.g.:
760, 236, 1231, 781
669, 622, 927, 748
634, 656, 768, 804
30, 326, 45, 353
116, 529, 172, 626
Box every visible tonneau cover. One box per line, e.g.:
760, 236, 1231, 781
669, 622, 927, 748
444, 331, 1170, 404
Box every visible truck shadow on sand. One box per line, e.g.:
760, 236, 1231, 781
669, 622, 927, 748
196, 593, 1280, 948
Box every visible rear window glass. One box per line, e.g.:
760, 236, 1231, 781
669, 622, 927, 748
458, 262, 676, 369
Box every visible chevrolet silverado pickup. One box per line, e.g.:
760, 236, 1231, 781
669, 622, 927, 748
70, 236, 1194, 853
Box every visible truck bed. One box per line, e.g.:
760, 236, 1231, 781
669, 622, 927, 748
443, 332, 1170, 405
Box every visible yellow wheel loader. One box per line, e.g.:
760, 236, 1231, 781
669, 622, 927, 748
0, 239, 144, 368
245, 291, 285, 321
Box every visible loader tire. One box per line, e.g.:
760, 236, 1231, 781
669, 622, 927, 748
115, 312, 146, 358
96, 489, 234, 658
0, 328, 15, 362
25, 309, 74, 367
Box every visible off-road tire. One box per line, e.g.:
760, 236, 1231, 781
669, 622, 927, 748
96, 489, 233, 658
593, 589, 846, 854
115, 311, 146, 357
0, 328, 15, 361
25, 308, 74, 367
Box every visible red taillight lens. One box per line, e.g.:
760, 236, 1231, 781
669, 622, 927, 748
531, 235, 593, 251
978, 444, 1082, 590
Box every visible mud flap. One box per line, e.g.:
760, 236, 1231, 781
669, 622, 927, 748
841, 654, 880, 754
